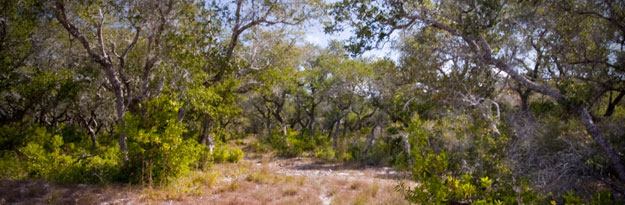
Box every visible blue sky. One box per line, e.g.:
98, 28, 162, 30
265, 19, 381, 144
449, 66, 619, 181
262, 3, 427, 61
302, 21, 401, 62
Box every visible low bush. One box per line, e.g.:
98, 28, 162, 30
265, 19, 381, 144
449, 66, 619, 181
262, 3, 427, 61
0, 124, 120, 183
397, 114, 545, 204
314, 145, 335, 161
120, 95, 201, 185
212, 144, 245, 163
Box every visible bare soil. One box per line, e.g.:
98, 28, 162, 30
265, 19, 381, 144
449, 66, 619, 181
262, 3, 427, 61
0, 156, 415, 205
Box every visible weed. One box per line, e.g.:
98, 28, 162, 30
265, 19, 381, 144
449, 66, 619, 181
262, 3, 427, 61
282, 185, 298, 196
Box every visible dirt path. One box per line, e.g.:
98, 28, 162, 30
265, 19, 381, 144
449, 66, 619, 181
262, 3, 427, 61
193, 156, 414, 205
270, 157, 414, 205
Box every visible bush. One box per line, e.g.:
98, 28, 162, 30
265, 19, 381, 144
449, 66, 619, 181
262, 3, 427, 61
227, 146, 245, 162
0, 124, 120, 183
266, 128, 303, 157
121, 95, 201, 185
0, 123, 29, 151
211, 144, 245, 163
398, 114, 544, 204
0, 151, 26, 179
314, 145, 335, 161
265, 127, 334, 157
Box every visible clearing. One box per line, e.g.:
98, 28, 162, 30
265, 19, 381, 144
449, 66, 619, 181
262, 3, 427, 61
0, 154, 415, 204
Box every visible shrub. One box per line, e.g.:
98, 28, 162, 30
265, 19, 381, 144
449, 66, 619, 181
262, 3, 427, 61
266, 128, 302, 157
227, 146, 245, 162
211, 144, 244, 163
0, 151, 26, 179
314, 145, 335, 161
121, 95, 201, 185
398, 114, 544, 204
0, 123, 29, 151
265, 127, 334, 157
4, 124, 120, 183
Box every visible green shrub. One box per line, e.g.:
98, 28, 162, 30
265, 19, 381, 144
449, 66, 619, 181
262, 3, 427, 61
266, 128, 302, 157
250, 141, 269, 153
590, 191, 616, 205
314, 145, 335, 161
398, 114, 544, 204
226, 146, 244, 162
121, 95, 201, 185
0, 151, 26, 179
0, 123, 29, 151
7, 125, 120, 183
366, 134, 409, 167
265, 127, 334, 158
563, 191, 583, 204
211, 145, 229, 163
210, 144, 244, 163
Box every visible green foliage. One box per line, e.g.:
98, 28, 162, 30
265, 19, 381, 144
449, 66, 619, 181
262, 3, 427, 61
366, 133, 411, 167
398, 114, 543, 204
0, 1, 622, 203
211, 144, 245, 163
563, 191, 583, 204
590, 191, 617, 205
0, 123, 30, 151
266, 128, 302, 157
121, 95, 201, 185
314, 145, 336, 161
264, 128, 334, 158
0, 151, 26, 179
0, 124, 120, 183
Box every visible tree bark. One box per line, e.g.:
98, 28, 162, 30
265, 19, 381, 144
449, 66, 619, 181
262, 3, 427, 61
401, 132, 412, 166
105, 64, 129, 161
605, 91, 624, 117
332, 118, 342, 151
265, 120, 273, 138
578, 106, 625, 182
361, 124, 378, 163
200, 115, 215, 154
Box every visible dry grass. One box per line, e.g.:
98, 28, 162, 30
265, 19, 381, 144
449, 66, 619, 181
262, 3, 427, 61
0, 180, 140, 204
245, 165, 278, 184
350, 180, 367, 190
141, 170, 220, 201
282, 184, 298, 196
1, 157, 412, 205
217, 180, 241, 193
327, 178, 409, 205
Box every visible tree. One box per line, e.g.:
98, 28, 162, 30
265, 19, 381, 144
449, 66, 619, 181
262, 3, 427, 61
195, 0, 320, 152
52, 0, 182, 161
327, 0, 625, 187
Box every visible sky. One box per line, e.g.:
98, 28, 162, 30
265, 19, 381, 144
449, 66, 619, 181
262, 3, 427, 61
302, 20, 401, 62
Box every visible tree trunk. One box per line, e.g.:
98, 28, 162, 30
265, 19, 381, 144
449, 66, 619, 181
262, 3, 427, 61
332, 118, 342, 151
265, 120, 272, 139
519, 89, 531, 112
86, 126, 98, 149
361, 124, 378, 163
401, 132, 412, 166
200, 114, 215, 154
605, 91, 624, 117
104, 65, 129, 162
327, 120, 336, 141
578, 106, 625, 182
307, 115, 315, 137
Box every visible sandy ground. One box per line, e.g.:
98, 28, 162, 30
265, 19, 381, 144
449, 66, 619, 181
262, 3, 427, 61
195, 156, 415, 205
0, 156, 415, 205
